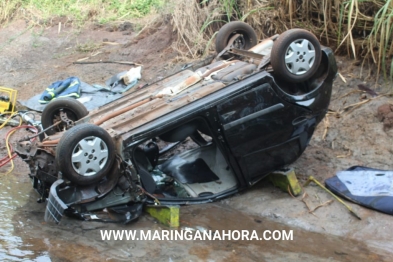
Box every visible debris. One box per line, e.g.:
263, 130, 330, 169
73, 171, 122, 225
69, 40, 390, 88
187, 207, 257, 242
103, 67, 141, 93
102, 41, 120, 46
338, 73, 346, 83
91, 51, 102, 57
360, 93, 368, 100
337, 95, 386, 116
300, 192, 333, 216
122, 66, 142, 85
76, 57, 89, 62
144, 205, 180, 228
340, 98, 374, 114
73, 60, 142, 66
334, 90, 362, 101
358, 84, 378, 97
322, 116, 329, 140
310, 199, 334, 213
299, 192, 317, 217
336, 146, 352, 158
304, 176, 361, 220
326, 166, 393, 216
269, 168, 302, 196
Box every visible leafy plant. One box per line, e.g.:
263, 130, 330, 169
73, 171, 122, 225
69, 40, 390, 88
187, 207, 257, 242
367, 0, 393, 80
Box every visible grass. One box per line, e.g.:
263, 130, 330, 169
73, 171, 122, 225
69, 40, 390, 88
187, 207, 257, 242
249, 0, 393, 81
367, 0, 393, 80
0, 0, 20, 24
0, 0, 392, 81
76, 42, 101, 53
1, 0, 164, 26
172, 0, 272, 59
31, 27, 44, 47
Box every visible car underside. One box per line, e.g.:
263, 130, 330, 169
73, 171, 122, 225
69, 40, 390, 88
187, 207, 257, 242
15, 22, 337, 223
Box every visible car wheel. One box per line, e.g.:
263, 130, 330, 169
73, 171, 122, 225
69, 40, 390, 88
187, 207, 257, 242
271, 29, 321, 83
215, 21, 258, 55
56, 123, 115, 185
41, 98, 88, 135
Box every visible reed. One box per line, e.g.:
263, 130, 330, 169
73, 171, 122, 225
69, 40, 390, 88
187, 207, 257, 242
171, 0, 392, 80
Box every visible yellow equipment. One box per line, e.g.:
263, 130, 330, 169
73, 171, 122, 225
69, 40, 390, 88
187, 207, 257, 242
269, 168, 302, 196
144, 205, 180, 227
0, 87, 17, 114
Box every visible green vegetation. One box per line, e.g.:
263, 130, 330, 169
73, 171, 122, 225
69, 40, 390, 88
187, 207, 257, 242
1, 0, 164, 25
0, 0, 392, 80
76, 42, 101, 53
272, 0, 393, 80
367, 0, 393, 80
172, 0, 392, 80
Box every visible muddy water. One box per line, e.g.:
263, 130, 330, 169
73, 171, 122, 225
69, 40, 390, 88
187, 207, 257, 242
0, 174, 50, 261
0, 173, 390, 261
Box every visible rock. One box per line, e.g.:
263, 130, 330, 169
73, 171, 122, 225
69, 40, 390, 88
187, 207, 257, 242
383, 112, 393, 129
105, 25, 117, 32
119, 21, 134, 31
377, 103, 393, 129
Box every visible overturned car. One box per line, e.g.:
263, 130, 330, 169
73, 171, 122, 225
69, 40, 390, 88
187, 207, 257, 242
16, 22, 337, 223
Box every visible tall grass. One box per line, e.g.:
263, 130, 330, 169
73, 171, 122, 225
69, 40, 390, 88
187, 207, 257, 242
0, 0, 21, 24
176, 0, 392, 80
367, 0, 393, 80
171, 0, 272, 59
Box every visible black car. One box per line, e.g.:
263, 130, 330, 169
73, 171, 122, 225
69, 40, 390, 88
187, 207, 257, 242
16, 22, 337, 223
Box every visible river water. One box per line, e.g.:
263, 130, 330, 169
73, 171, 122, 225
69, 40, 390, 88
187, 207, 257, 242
0, 171, 389, 261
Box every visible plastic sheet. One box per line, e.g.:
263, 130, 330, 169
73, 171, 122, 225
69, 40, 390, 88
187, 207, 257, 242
325, 166, 393, 215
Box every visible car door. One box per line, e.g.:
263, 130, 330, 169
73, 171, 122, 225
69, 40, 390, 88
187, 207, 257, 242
217, 81, 310, 184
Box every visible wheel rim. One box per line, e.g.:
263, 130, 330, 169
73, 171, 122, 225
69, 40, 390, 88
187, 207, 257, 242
52, 109, 78, 132
71, 136, 109, 176
232, 34, 246, 49
284, 39, 316, 75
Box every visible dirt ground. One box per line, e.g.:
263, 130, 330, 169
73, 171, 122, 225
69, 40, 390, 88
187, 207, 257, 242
1, 19, 393, 261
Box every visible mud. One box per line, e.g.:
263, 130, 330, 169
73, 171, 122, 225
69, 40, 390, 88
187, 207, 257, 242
376, 103, 393, 130
0, 19, 393, 261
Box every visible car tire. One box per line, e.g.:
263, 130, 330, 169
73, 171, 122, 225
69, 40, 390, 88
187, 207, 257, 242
56, 123, 115, 185
271, 29, 321, 83
215, 21, 258, 55
41, 98, 88, 136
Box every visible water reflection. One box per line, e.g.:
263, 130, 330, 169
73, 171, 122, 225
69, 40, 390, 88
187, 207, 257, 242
0, 176, 51, 261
